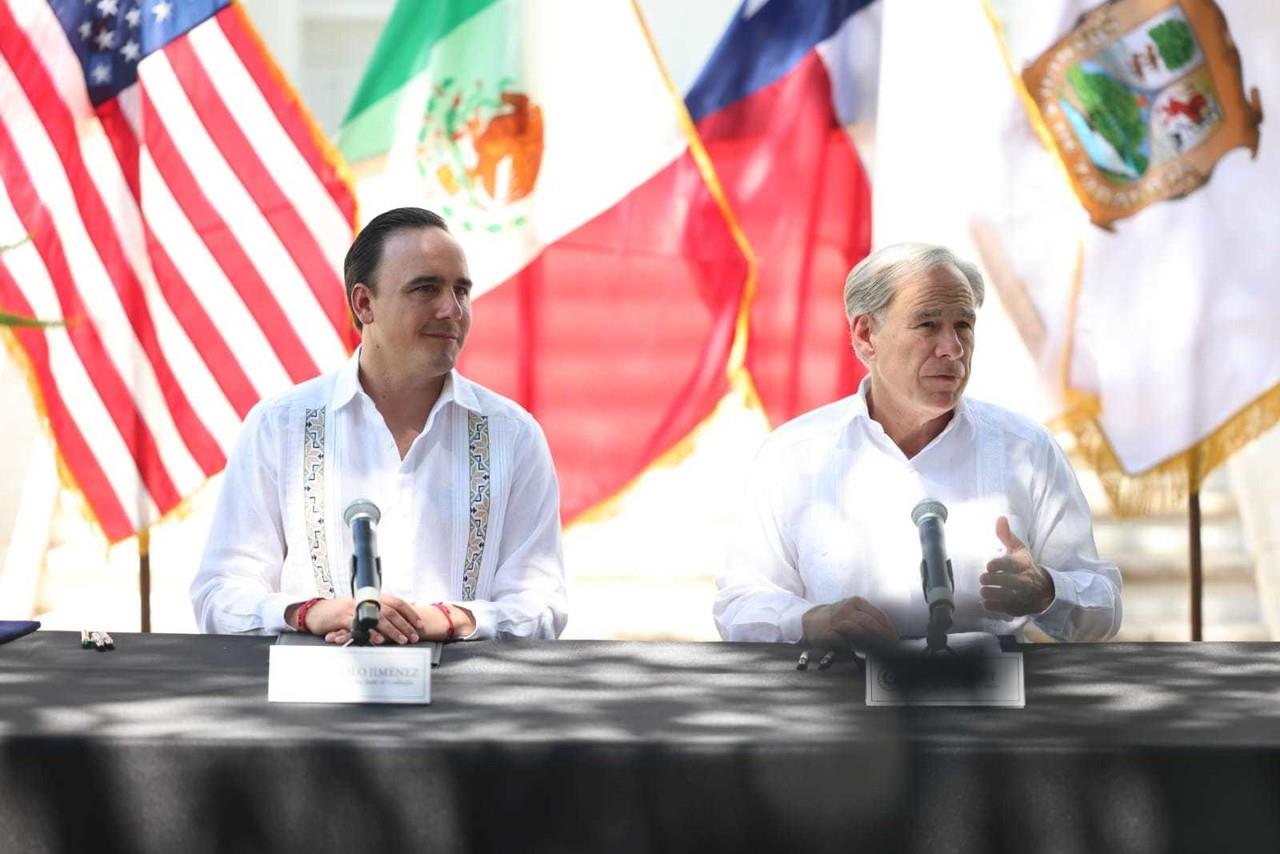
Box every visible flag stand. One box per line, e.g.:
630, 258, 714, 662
139, 529, 151, 633
1189, 491, 1202, 641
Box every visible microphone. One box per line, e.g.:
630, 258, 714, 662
911, 499, 954, 652
343, 499, 382, 645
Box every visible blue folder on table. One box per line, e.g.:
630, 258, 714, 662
0, 621, 39, 645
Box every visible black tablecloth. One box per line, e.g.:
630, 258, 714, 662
2, 632, 1279, 853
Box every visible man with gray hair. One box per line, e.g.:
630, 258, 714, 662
714, 243, 1121, 645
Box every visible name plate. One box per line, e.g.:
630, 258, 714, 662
866, 650, 1025, 707
268, 644, 432, 704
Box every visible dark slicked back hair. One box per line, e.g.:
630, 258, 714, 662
343, 207, 450, 331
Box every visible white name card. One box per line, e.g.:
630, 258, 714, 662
268, 644, 432, 704
866, 650, 1025, 707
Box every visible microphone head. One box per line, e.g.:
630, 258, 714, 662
343, 498, 381, 526
911, 498, 948, 526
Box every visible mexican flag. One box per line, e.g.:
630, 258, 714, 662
339, 0, 751, 520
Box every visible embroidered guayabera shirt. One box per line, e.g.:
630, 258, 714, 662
714, 381, 1122, 643
191, 351, 567, 639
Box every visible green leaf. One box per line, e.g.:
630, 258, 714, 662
0, 236, 57, 327
0, 311, 62, 329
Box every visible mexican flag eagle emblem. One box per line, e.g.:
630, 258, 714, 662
416, 80, 545, 233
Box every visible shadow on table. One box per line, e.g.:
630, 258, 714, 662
3, 636, 1280, 852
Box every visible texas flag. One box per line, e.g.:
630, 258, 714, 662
685, 0, 882, 426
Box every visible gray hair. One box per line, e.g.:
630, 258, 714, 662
843, 242, 985, 322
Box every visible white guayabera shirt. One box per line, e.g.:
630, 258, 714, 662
715, 380, 1122, 643
191, 350, 567, 639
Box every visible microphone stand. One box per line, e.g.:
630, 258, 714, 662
926, 605, 954, 655
913, 499, 955, 655
344, 500, 382, 647
350, 549, 381, 647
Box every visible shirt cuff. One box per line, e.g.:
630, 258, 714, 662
779, 599, 812, 644
1031, 566, 1075, 640
259, 592, 299, 634
454, 600, 492, 640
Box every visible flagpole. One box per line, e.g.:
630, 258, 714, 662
1189, 491, 1202, 641
139, 529, 151, 633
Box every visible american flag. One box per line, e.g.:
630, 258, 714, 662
0, 0, 356, 541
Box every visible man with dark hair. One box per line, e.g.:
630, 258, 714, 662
714, 243, 1121, 646
342, 206, 449, 332
192, 207, 567, 642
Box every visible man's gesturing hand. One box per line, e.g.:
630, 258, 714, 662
980, 516, 1054, 616
802, 596, 899, 648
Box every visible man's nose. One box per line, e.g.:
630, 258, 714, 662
936, 327, 964, 358
436, 291, 464, 320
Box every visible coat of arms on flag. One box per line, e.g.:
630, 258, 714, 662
352, 78, 546, 235
421, 86, 544, 226
1022, 0, 1263, 229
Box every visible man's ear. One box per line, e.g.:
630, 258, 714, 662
850, 313, 876, 364
350, 282, 375, 328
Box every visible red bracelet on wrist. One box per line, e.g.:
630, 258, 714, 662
432, 602, 456, 641
295, 597, 323, 635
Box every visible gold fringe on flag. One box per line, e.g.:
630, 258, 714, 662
1054, 384, 1280, 517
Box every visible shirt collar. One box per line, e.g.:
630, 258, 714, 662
447, 370, 483, 414
330, 348, 363, 412
330, 346, 483, 416
841, 375, 974, 448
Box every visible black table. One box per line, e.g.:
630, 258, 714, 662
2, 632, 1279, 853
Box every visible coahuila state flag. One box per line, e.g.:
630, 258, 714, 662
684, 0, 880, 427
876, 0, 1279, 513
338, 0, 750, 520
